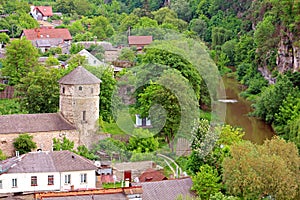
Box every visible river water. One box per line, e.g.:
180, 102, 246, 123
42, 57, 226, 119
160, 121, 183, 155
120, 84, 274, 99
220, 76, 275, 144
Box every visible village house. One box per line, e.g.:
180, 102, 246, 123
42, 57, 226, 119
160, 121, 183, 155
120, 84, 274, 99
128, 36, 153, 51
0, 66, 103, 157
30, 6, 53, 21
0, 150, 97, 194
77, 49, 106, 67
22, 28, 72, 53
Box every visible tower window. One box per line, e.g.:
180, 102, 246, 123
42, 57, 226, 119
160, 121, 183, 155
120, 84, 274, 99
62, 87, 65, 94
91, 88, 93, 94
83, 111, 86, 121
79, 86, 83, 91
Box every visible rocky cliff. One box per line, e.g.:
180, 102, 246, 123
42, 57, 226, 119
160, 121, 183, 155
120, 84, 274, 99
276, 30, 300, 73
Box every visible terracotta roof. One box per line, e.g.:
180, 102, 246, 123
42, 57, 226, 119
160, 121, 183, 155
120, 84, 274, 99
23, 28, 72, 41
128, 36, 153, 45
134, 177, 194, 200
35, 6, 53, 17
58, 66, 101, 85
0, 151, 97, 174
0, 113, 76, 134
139, 169, 167, 182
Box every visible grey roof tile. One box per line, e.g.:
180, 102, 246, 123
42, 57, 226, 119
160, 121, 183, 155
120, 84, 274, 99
58, 66, 101, 85
0, 113, 76, 134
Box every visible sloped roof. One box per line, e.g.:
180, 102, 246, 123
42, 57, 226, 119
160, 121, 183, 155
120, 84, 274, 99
0, 151, 97, 174
43, 194, 127, 200
35, 6, 53, 17
0, 113, 76, 134
139, 169, 167, 182
23, 28, 72, 41
58, 66, 101, 85
128, 36, 153, 45
134, 177, 194, 200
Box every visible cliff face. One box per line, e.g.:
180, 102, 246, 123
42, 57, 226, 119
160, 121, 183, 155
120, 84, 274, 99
276, 31, 300, 73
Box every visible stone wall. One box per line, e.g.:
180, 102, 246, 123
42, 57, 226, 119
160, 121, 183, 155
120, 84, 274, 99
0, 130, 79, 157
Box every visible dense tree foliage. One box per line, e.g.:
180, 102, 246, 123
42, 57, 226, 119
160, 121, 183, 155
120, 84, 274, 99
223, 137, 300, 199
2, 38, 39, 85
13, 133, 37, 155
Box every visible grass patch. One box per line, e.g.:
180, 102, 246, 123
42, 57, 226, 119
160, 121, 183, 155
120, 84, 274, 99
101, 121, 126, 135
102, 182, 122, 189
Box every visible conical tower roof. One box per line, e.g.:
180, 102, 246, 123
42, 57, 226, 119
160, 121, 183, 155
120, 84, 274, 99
58, 66, 101, 85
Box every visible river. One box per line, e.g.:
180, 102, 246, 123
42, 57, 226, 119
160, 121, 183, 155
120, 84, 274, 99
221, 76, 275, 144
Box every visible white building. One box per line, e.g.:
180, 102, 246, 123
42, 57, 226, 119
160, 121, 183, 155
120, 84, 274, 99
135, 114, 151, 127
0, 151, 97, 194
77, 49, 107, 67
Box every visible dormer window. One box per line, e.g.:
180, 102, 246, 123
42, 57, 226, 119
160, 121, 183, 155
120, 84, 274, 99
79, 86, 82, 91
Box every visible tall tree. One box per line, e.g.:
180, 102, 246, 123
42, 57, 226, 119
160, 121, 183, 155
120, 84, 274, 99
223, 137, 300, 199
15, 66, 62, 113
2, 38, 39, 85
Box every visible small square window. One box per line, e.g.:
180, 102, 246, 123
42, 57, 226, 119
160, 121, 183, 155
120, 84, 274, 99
79, 86, 83, 91
31, 176, 37, 186
48, 175, 54, 185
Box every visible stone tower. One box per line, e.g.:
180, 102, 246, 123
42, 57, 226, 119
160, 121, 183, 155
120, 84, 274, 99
58, 66, 101, 147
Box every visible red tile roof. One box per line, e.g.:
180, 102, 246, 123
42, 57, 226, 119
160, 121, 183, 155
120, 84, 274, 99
128, 36, 153, 45
35, 6, 53, 17
23, 28, 72, 41
139, 169, 168, 182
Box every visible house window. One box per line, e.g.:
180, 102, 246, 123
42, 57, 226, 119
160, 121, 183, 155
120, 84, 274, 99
48, 175, 54, 185
83, 111, 86, 121
80, 173, 87, 183
64, 174, 71, 184
62, 87, 65, 94
12, 178, 17, 188
0, 180, 2, 189
91, 88, 93, 94
31, 176, 37, 186
94, 60, 96, 64
79, 86, 83, 91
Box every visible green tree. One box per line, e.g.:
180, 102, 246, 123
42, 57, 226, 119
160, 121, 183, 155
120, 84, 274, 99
252, 75, 294, 124
13, 133, 37, 155
128, 128, 159, 153
0, 32, 9, 45
2, 38, 39, 85
118, 47, 136, 62
90, 16, 114, 40
171, 0, 192, 22
15, 66, 62, 114
137, 69, 198, 151
191, 164, 221, 199
76, 145, 98, 160
223, 137, 300, 199
0, 149, 7, 160
53, 137, 74, 151
45, 56, 60, 67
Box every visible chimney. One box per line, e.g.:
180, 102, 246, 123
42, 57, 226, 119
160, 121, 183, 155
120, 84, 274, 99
15, 151, 19, 157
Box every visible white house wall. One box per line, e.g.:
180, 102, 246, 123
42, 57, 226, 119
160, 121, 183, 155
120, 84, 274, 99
0, 172, 60, 193
0, 170, 96, 193
59, 170, 96, 191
